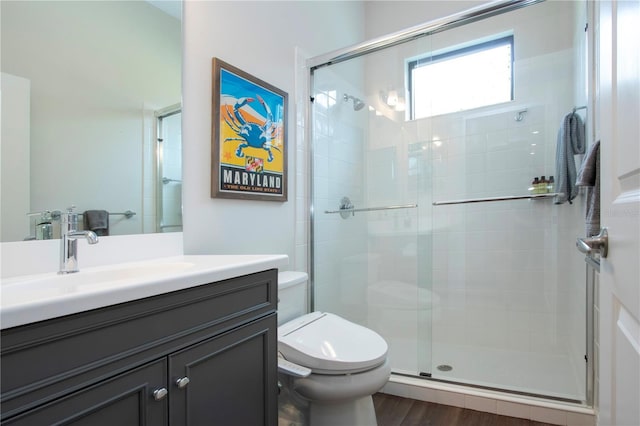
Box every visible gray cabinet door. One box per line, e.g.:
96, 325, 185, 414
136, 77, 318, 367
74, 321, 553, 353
2, 359, 168, 426
169, 314, 277, 426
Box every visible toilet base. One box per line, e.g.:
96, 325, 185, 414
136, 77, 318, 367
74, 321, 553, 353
309, 395, 378, 426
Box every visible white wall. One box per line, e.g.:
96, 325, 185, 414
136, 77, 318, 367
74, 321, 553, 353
181, 1, 365, 267
364, 1, 484, 39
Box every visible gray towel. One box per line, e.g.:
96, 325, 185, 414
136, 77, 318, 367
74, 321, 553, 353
576, 140, 600, 237
83, 210, 109, 236
554, 112, 586, 204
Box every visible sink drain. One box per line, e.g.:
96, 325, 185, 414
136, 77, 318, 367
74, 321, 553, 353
437, 364, 453, 372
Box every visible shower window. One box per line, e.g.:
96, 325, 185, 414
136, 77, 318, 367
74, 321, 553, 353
408, 35, 514, 119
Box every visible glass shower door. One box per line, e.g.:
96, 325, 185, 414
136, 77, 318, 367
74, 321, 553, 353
421, 2, 588, 400
310, 48, 434, 377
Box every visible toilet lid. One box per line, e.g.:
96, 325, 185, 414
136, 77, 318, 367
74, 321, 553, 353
278, 312, 388, 374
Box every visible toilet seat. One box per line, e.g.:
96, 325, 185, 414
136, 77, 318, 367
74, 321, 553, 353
278, 312, 388, 374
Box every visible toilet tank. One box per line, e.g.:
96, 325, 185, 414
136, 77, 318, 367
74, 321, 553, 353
278, 271, 308, 326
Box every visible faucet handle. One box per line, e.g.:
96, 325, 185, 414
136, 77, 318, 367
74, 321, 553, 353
63, 205, 77, 217
62, 206, 79, 227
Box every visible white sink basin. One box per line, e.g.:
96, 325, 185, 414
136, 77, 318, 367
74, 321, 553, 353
1, 254, 288, 329
1, 261, 195, 305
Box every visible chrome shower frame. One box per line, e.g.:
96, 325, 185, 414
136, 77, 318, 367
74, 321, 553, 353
305, 0, 594, 407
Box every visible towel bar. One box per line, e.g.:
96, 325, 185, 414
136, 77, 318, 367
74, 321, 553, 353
324, 195, 417, 219
433, 193, 563, 206
324, 204, 418, 215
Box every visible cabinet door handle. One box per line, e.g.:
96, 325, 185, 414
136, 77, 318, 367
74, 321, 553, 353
153, 387, 168, 401
176, 377, 190, 389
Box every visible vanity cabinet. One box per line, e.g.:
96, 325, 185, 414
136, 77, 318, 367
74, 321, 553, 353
1, 269, 278, 426
2, 359, 168, 425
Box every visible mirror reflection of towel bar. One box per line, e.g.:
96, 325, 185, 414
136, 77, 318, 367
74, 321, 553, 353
160, 224, 182, 230
162, 177, 182, 184
78, 210, 136, 219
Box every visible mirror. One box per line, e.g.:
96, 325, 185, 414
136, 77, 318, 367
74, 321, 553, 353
0, 0, 182, 242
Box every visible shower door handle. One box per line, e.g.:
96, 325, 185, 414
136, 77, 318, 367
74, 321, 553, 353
576, 228, 608, 258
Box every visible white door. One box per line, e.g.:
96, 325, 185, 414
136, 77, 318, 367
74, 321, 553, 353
597, 1, 640, 425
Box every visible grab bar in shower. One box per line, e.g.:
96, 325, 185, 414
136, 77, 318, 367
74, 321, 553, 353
432, 193, 563, 206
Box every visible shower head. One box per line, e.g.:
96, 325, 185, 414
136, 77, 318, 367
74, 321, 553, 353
343, 93, 365, 111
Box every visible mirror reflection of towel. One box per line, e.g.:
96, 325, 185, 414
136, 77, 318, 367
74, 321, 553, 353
576, 140, 600, 237
83, 210, 109, 236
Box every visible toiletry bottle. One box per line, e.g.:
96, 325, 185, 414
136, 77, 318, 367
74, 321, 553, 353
547, 176, 555, 193
531, 177, 540, 194
540, 176, 547, 193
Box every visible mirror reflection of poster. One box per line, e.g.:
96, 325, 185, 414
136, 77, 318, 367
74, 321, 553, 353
211, 57, 288, 201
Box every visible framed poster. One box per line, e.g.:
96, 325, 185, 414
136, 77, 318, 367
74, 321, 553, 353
211, 57, 288, 201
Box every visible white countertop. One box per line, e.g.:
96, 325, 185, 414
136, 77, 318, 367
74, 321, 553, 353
1, 254, 288, 329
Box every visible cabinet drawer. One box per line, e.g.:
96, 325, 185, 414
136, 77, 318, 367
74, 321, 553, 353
1, 269, 277, 419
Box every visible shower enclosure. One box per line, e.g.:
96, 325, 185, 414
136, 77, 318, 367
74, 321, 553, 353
309, 0, 590, 403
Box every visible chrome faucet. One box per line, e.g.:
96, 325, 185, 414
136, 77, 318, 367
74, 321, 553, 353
59, 207, 99, 274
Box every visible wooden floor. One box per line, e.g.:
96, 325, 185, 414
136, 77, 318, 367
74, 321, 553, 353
373, 393, 556, 426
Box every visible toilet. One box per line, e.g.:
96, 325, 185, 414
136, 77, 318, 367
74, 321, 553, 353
277, 271, 391, 426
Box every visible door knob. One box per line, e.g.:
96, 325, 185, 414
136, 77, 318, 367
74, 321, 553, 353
576, 228, 608, 258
